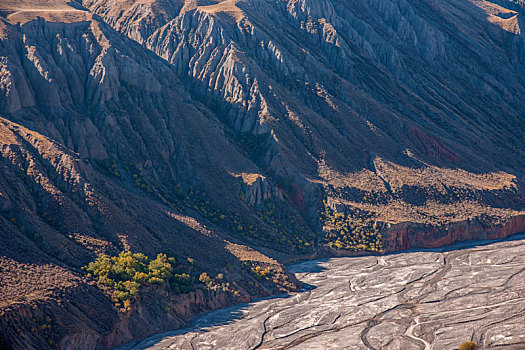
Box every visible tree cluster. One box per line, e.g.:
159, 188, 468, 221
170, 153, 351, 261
84, 251, 195, 311
320, 200, 384, 252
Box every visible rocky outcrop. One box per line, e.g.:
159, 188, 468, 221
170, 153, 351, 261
60, 288, 244, 349
240, 173, 283, 206
383, 215, 525, 252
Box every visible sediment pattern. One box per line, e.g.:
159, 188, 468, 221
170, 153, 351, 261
129, 234, 525, 349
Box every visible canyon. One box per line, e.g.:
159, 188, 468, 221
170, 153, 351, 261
0, 0, 524, 348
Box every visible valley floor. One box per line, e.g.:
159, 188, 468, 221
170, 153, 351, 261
118, 234, 525, 349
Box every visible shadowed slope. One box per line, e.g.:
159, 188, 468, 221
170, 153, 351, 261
0, 0, 525, 348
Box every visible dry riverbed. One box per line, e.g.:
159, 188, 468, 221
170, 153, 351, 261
119, 234, 525, 349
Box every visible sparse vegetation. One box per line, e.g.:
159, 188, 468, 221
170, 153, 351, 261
129, 166, 153, 193
180, 189, 313, 253
320, 200, 384, 252
84, 251, 197, 311
250, 265, 272, 280
240, 261, 296, 295
95, 159, 121, 178
256, 200, 316, 253
84, 251, 242, 312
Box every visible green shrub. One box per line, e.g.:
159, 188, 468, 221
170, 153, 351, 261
199, 272, 212, 285
85, 251, 197, 309
250, 265, 272, 280
320, 200, 384, 252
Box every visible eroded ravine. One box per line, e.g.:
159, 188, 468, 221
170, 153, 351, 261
119, 234, 525, 349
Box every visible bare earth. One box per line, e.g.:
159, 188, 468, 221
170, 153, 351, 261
122, 234, 525, 349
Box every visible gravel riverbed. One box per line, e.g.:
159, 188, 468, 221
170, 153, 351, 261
121, 234, 525, 349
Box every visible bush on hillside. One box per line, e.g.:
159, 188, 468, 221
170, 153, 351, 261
459, 341, 478, 350
84, 251, 197, 310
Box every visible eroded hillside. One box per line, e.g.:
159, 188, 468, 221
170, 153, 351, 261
0, 0, 524, 348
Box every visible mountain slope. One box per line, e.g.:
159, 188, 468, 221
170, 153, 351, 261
84, 0, 525, 245
0, 0, 524, 348
0, 11, 300, 349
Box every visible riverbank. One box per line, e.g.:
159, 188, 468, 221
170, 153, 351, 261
118, 232, 525, 349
